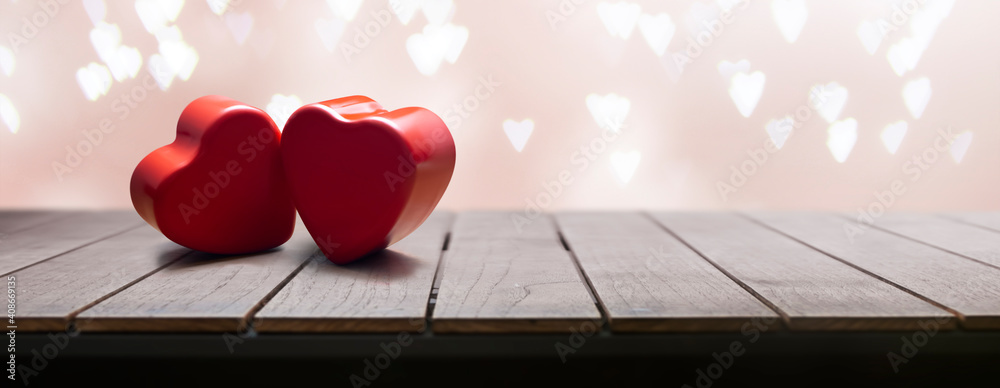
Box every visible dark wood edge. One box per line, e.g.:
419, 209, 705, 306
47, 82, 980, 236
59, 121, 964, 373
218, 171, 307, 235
254, 317, 426, 333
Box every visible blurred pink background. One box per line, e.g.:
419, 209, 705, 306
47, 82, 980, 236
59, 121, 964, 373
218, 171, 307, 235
0, 0, 996, 211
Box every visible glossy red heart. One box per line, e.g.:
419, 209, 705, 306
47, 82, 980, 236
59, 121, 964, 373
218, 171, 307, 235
281, 96, 455, 264
130, 95, 296, 254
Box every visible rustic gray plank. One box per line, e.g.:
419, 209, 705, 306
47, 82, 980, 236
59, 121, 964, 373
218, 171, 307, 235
432, 212, 601, 333
0, 210, 78, 234
653, 213, 953, 331
946, 212, 1000, 234
0, 211, 142, 276
556, 212, 778, 332
75, 228, 318, 332
255, 213, 452, 333
749, 213, 1000, 330
874, 214, 1000, 268
12, 227, 190, 331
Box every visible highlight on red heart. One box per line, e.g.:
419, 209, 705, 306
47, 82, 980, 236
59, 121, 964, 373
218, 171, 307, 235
130, 95, 455, 264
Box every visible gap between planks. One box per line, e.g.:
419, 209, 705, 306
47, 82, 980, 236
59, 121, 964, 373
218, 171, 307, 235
739, 213, 966, 326
643, 212, 792, 329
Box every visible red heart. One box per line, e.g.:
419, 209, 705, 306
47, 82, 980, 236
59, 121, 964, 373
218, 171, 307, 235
130, 95, 296, 254
281, 96, 455, 264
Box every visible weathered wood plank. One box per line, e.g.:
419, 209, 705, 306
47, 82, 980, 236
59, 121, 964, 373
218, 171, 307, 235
432, 212, 601, 333
653, 213, 953, 331
749, 213, 1000, 329
0, 210, 77, 234
874, 214, 1000, 268
0, 211, 142, 276
556, 212, 777, 332
255, 213, 452, 333
13, 227, 190, 331
946, 212, 1000, 234
75, 228, 318, 332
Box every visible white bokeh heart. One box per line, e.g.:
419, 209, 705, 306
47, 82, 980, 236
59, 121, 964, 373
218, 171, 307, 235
638, 13, 675, 57
949, 131, 972, 163
406, 23, 468, 75
826, 118, 858, 163
886, 37, 925, 77
158, 39, 199, 81
856, 20, 885, 55
315, 17, 346, 52
76, 62, 113, 101
765, 116, 794, 149
135, 0, 184, 34
902, 77, 931, 119
0, 45, 14, 76
110, 45, 143, 81
207, 0, 231, 16
0, 94, 19, 134
717, 59, 750, 80
266, 94, 303, 131
610, 151, 641, 184
809, 82, 848, 124
502, 119, 534, 152
771, 0, 807, 43
728, 71, 765, 117
422, 0, 454, 26
597, 1, 641, 39
83, 0, 107, 25
90, 22, 122, 60
326, 0, 364, 21
225, 11, 254, 45
586, 93, 630, 132
148, 54, 174, 90
684, 1, 719, 37
880, 121, 907, 155
389, 0, 421, 25
909, 0, 954, 42
89, 21, 141, 82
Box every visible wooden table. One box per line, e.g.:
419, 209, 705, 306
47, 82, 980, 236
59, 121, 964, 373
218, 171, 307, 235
4, 210, 999, 386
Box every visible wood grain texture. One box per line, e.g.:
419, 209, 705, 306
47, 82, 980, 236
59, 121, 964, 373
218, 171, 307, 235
874, 214, 1000, 268
432, 212, 601, 333
653, 213, 953, 331
0, 210, 78, 234
0, 211, 142, 276
946, 212, 1000, 234
255, 213, 452, 333
749, 213, 1000, 330
75, 228, 318, 332
12, 227, 190, 331
556, 212, 777, 332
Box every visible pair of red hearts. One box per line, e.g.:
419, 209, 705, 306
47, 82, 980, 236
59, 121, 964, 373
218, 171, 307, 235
130, 95, 455, 264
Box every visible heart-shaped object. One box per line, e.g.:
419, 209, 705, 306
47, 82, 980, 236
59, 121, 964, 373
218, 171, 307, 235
282, 96, 456, 264
130, 95, 296, 254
